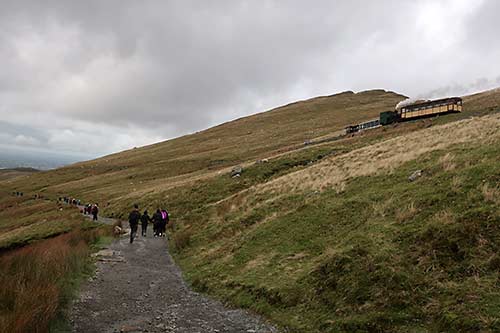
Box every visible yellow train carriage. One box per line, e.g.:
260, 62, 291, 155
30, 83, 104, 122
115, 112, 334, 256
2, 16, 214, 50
399, 97, 462, 120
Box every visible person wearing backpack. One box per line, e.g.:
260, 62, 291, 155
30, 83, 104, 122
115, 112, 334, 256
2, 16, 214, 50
128, 204, 141, 243
160, 209, 169, 237
140, 210, 151, 237
152, 209, 163, 237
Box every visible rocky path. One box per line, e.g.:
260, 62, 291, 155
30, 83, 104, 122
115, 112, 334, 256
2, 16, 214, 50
69, 218, 276, 333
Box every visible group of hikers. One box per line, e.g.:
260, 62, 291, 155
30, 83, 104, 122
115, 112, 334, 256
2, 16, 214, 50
128, 204, 169, 243
60, 196, 81, 206
83, 203, 100, 221
58, 197, 100, 221
13, 189, 170, 244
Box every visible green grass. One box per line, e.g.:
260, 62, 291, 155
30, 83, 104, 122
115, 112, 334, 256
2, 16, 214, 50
173, 137, 500, 332
0, 194, 94, 250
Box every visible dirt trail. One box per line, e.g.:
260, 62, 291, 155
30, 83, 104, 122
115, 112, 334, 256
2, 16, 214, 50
70, 217, 276, 333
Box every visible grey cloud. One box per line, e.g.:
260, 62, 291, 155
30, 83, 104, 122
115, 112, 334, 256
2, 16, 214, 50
0, 121, 49, 145
0, 0, 499, 158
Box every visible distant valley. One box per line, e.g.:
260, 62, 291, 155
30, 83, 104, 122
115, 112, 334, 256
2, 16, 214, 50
0, 149, 88, 170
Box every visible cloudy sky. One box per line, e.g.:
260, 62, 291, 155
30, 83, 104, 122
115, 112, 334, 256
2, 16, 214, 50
1, 0, 499, 160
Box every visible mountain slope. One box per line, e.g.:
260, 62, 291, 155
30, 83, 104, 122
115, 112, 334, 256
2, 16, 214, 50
176, 112, 500, 332
4, 89, 405, 207
0, 168, 39, 181
1, 87, 500, 332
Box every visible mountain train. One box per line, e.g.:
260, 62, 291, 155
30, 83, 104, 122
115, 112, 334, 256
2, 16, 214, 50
345, 97, 463, 134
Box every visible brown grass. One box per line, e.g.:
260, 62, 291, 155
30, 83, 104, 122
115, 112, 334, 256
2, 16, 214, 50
372, 196, 394, 217
173, 228, 193, 251
221, 113, 500, 217
242, 254, 272, 272
451, 175, 464, 192
0, 227, 108, 333
0, 168, 38, 182
433, 210, 456, 225
276, 113, 499, 193
395, 202, 418, 223
439, 153, 456, 171
166, 220, 176, 232
480, 183, 500, 205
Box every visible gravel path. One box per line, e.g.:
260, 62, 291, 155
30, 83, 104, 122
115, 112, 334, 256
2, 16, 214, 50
69, 218, 276, 333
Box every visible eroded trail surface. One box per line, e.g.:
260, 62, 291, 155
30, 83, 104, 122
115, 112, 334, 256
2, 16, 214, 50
70, 225, 276, 333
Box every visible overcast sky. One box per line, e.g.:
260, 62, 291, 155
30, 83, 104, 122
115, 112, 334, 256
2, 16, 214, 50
1, 0, 499, 159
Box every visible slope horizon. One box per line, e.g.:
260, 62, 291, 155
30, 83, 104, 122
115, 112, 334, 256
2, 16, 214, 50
58, 86, 500, 166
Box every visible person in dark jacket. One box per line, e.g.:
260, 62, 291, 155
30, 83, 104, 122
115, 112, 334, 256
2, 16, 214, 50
128, 204, 141, 243
91, 204, 99, 221
152, 209, 162, 237
140, 210, 151, 237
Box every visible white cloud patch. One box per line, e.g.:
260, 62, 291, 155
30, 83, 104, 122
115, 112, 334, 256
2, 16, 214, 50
13, 134, 39, 146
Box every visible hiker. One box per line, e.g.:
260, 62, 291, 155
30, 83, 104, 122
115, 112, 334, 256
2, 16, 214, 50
160, 209, 169, 237
140, 210, 151, 237
152, 209, 163, 237
128, 204, 141, 243
91, 204, 99, 221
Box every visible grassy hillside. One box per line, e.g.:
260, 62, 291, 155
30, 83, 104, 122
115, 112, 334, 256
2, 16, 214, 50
1, 87, 499, 332
1, 90, 405, 205
173, 112, 500, 331
4, 88, 499, 212
0, 168, 39, 181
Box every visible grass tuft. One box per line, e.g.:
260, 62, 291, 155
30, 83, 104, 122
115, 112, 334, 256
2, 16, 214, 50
395, 202, 418, 223
480, 183, 500, 205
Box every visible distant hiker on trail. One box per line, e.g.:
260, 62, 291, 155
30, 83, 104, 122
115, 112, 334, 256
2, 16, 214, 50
128, 204, 141, 243
152, 209, 162, 237
91, 204, 99, 221
140, 210, 151, 237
